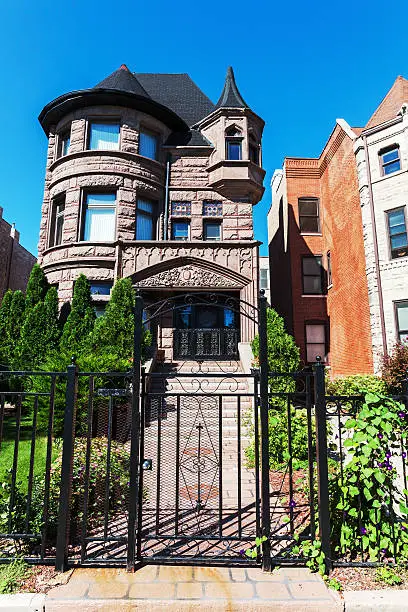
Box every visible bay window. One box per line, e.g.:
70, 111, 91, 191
89, 122, 120, 150
83, 193, 116, 241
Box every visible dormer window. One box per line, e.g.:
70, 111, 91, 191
89, 122, 120, 150
380, 145, 401, 175
225, 126, 242, 160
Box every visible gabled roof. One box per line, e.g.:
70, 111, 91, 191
214, 66, 249, 110
365, 76, 408, 129
94, 64, 150, 98
135, 73, 215, 126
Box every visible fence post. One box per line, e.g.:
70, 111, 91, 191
313, 356, 332, 573
259, 290, 271, 571
55, 358, 78, 572
127, 290, 144, 571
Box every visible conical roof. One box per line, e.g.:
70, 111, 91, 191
214, 66, 249, 109
94, 64, 151, 98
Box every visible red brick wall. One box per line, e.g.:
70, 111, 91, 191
284, 124, 373, 377
0, 208, 36, 302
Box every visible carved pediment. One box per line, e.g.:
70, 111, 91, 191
138, 264, 238, 289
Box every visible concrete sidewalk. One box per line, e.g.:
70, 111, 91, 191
45, 565, 342, 611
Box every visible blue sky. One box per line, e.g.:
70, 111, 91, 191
1, 0, 408, 256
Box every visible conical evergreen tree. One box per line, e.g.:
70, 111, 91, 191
25, 264, 49, 311
7, 291, 26, 367
44, 287, 61, 351
60, 275, 96, 357
18, 302, 49, 368
89, 278, 135, 357
0, 290, 13, 365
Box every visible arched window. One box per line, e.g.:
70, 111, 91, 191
225, 125, 242, 160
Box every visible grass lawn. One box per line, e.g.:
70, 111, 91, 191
0, 410, 57, 493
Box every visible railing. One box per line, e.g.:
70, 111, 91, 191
173, 328, 239, 359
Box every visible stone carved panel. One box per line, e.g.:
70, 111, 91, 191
138, 264, 237, 288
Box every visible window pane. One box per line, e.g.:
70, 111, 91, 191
90, 282, 113, 296
172, 221, 189, 240
382, 149, 399, 164
136, 213, 153, 240
300, 216, 319, 233
137, 198, 154, 214
87, 193, 116, 206
397, 303, 408, 332
139, 131, 157, 159
260, 268, 269, 289
227, 141, 242, 160
204, 222, 221, 240
388, 209, 405, 229
299, 199, 318, 216
62, 135, 70, 156
55, 215, 64, 245
303, 257, 322, 275
94, 304, 106, 318
306, 324, 325, 343
224, 308, 235, 327
303, 276, 322, 293
89, 123, 120, 150
391, 234, 408, 249
384, 160, 401, 174
84, 208, 115, 241
177, 305, 192, 328
307, 343, 325, 363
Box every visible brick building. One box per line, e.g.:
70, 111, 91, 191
268, 77, 408, 376
0, 206, 36, 302
37, 65, 265, 362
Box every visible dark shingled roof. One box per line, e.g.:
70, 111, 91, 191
164, 129, 213, 147
135, 73, 215, 126
214, 66, 249, 109
94, 64, 151, 98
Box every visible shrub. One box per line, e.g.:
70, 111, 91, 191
249, 308, 308, 468
25, 264, 49, 311
7, 291, 26, 368
381, 342, 408, 395
60, 275, 96, 357
331, 392, 408, 561
0, 290, 13, 366
326, 375, 387, 397
0, 559, 31, 594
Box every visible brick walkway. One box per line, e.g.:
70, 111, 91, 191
46, 565, 342, 611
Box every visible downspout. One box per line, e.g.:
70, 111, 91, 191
362, 134, 388, 357
163, 153, 171, 240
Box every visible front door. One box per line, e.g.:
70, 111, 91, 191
174, 304, 239, 359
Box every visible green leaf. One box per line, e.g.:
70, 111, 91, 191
363, 487, 373, 501
374, 471, 386, 484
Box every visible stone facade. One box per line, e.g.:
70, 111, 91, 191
37, 65, 265, 361
0, 207, 36, 302
354, 87, 408, 371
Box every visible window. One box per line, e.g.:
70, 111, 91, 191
83, 193, 116, 241
89, 122, 120, 150
305, 323, 327, 363
57, 129, 70, 158
396, 302, 408, 343
327, 251, 332, 287
90, 282, 113, 297
171, 202, 191, 216
139, 130, 158, 160
203, 220, 221, 241
299, 198, 320, 233
380, 146, 401, 175
94, 304, 107, 318
49, 195, 65, 247
302, 256, 324, 294
387, 207, 408, 259
225, 125, 242, 160
249, 136, 260, 165
260, 268, 269, 291
136, 198, 156, 240
171, 220, 190, 241
203, 201, 222, 216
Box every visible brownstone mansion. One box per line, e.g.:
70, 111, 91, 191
37, 65, 265, 362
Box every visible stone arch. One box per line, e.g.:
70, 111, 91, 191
128, 256, 250, 290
